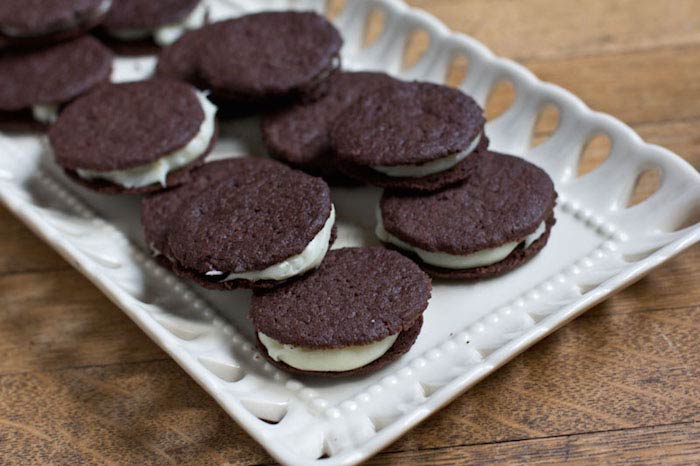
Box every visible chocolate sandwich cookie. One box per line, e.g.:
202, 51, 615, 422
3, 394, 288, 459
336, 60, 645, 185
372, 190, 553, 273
49, 79, 217, 194
142, 157, 336, 290
0, 0, 112, 49
377, 152, 557, 279
331, 81, 487, 192
261, 71, 399, 183
250, 247, 431, 376
0, 36, 113, 130
156, 12, 342, 106
100, 0, 206, 51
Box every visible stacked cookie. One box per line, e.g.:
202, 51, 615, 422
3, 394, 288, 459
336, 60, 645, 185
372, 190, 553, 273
0, 4, 558, 377
139, 157, 430, 377
44, 10, 344, 193
262, 67, 557, 281
0, 0, 209, 129
0, 1, 113, 129
147, 12, 433, 376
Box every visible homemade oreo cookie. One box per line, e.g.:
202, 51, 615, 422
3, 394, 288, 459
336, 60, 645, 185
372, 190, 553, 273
377, 152, 557, 279
0, 36, 113, 129
261, 71, 398, 182
49, 79, 217, 193
331, 81, 487, 192
250, 247, 431, 376
101, 0, 206, 47
142, 157, 336, 290
0, 0, 112, 48
156, 11, 342, 106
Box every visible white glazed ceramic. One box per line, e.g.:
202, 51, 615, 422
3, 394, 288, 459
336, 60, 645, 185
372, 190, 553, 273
1, 1, 699, 464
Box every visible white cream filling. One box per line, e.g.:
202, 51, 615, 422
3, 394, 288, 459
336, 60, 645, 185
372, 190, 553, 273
76, 90, 217, 189
205, 206, 336, 282
1, 0, 112, 37
32, 104, 59, 124
372, 133, 482, 178
376, 211, 547, 270
107, 2, 207, 46
259, 332, 399, 372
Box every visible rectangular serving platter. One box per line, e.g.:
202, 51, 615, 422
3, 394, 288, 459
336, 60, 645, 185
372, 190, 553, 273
1, 0, 699, 464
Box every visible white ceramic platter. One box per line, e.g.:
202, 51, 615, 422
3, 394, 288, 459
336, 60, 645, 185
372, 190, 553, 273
1, 0, 699, 464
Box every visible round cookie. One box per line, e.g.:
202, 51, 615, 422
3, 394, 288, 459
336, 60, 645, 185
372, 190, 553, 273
0, 36, 113, 130
49, 79, 217, 193
377, 152, 557, 279
156, 12, 342, 106
100, 0, 206, 49
261, 71, 398, 183
250, 247, 431, 376
0, 0, 111, 48
331, 81, 486, 192
142, 157, 336, 290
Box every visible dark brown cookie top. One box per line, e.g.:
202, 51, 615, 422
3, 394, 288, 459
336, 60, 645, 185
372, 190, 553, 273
157, 12, 342, 102
102, 0, 200, 30
146, 157, 333, 275
331, 81, 485, 166
0, 0, 106, 37
50, 79, 204, 171
339, 134, 490, 192
261, 71, 398, 173
257, 315, 423, 377
0, 36, 112, 111
380, 152, 557, 255
415, 214, 556, 279
250, 247, 431, 348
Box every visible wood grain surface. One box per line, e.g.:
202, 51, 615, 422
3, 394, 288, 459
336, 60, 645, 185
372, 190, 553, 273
2, 1, 699, 464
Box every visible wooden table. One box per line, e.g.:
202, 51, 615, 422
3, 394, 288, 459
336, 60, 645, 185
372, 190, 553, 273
2, 1, 699, 464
